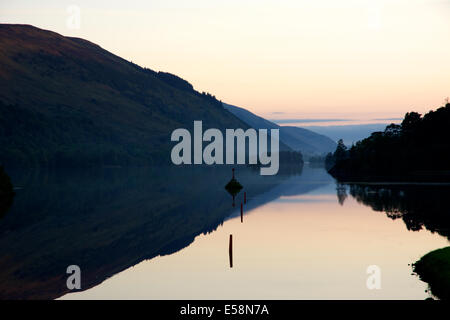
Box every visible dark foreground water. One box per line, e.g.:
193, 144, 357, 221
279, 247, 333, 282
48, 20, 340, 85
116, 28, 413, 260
0, 166, 448, 299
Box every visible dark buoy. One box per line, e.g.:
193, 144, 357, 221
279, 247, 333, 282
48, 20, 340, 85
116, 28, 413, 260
225, 168, 243, 208
225, 168, 243, 191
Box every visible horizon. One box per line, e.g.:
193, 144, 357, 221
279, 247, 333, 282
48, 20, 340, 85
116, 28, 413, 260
1, 0, 449, 119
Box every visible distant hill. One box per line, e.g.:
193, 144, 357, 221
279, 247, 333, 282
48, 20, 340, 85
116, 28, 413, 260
302, 123, 390, 146
0, 24, 253, 168
328, 103, 450, 182
223, 103, 336, 156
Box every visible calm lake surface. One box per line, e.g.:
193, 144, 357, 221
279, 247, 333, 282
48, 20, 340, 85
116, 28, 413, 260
1, 166, 448, 299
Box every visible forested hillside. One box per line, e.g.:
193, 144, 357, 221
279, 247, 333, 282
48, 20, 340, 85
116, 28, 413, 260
328, 102, 450, 181
0, 24, 249, 168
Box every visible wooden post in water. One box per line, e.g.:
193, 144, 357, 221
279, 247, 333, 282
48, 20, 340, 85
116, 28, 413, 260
240, 202, 243, 223
229, 234, 233, 268
244, 192, 246, 204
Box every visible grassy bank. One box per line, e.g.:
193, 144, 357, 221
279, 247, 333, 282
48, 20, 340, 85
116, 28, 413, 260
414, 246, 450, 300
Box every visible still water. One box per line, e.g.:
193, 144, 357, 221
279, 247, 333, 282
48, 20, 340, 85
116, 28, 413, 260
0, 166, 448, 299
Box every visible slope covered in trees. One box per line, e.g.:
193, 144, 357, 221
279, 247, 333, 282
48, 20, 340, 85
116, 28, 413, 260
328, 102, 450, 181
0, 24, 252, 168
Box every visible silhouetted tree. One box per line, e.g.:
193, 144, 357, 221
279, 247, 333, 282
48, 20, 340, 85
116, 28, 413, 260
328, 102, 450, 181
384, 123, 401, 136
325, 152, 334, 171
334, 139, 348, 162
401, 112, 421, 133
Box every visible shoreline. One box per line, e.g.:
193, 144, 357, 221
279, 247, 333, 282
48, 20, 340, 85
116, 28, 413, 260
414, 246, 450, 300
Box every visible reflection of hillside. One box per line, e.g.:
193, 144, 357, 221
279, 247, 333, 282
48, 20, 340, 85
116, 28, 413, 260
0, 165, 297, 299
225, 167, 333, 220
347, 184, 450, 240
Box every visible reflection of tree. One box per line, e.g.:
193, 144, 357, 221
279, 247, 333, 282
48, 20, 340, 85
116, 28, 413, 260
348, 184, 450, 239
336, 184, 347, 206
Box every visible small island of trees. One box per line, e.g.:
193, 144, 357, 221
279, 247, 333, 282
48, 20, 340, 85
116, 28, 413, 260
327, 101, 450, 182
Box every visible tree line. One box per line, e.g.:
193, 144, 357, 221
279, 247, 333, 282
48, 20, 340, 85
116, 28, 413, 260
326, 101, 450, 181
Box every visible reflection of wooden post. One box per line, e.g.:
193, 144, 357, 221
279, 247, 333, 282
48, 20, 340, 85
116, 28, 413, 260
232, 168, 235, 179
240, 202, 243, 223
229, 234, 233, 268
244, 192, 246, 204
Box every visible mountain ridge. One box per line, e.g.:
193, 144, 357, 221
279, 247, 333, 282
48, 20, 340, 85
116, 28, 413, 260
223, 103, 337, 156
0, 24, 256, 168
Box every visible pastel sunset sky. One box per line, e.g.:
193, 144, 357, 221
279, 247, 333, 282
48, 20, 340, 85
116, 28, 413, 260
1, 0, 449, 119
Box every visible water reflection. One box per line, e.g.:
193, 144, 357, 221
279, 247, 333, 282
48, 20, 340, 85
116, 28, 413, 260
62, 168, 448, 300
336, 183, 348, 206
4, 165, 448, 300
225, 168, 243, 208
229, 234, 233, 268
344, 184, 450, 240
0, 165, 297, 299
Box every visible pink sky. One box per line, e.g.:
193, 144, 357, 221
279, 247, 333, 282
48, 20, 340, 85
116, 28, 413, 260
1, 0, 449, 117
